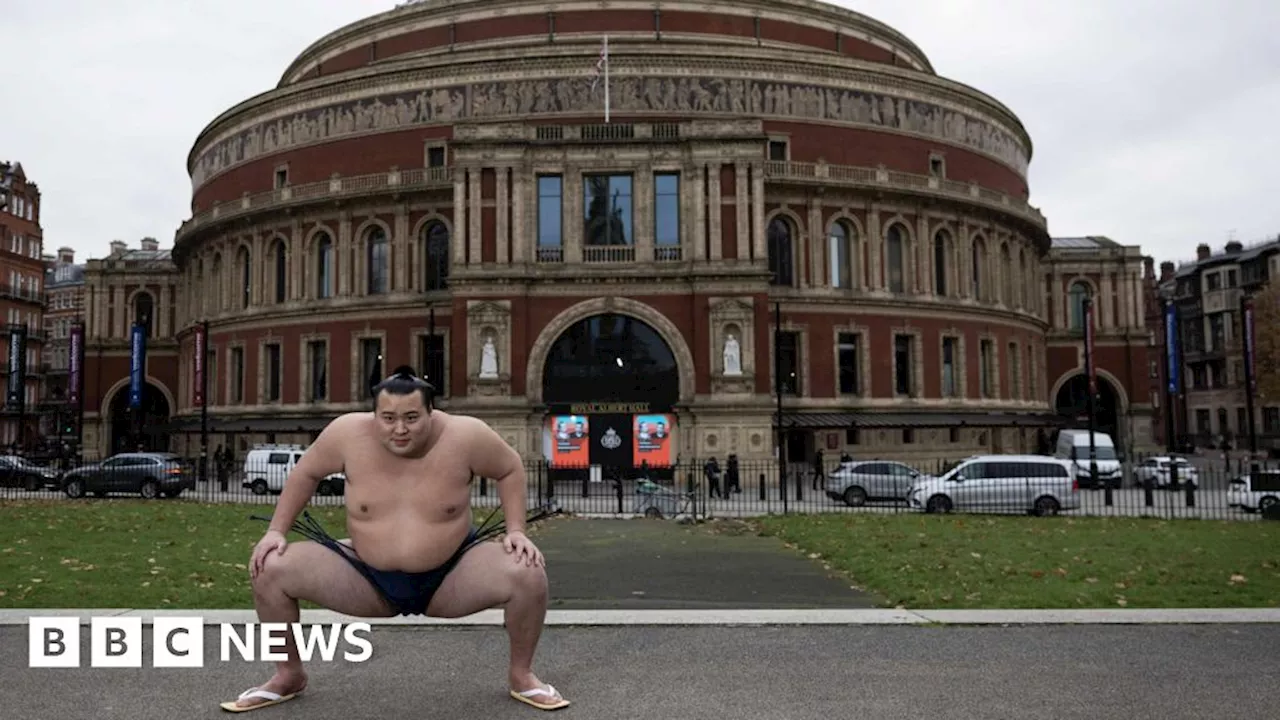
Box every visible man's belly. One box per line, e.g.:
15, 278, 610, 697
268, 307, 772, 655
346, 514, 473, 572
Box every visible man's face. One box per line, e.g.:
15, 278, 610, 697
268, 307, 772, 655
375, 391, 431, 456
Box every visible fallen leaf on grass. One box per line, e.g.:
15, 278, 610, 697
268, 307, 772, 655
1117, 599, 1128, 607
1055, 567, 1068, 577
1229, 574, 1247, 585
1085, 577, 1099, 584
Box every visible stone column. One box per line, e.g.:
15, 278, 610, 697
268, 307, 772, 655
159, 285, 171, 338
1100, 272, 1114, 330
253, 234, 266, 306
290, 220, 303, 301
690, 163, 706, 261
751, 162, 766, 261
807, 197, 822, 288
867, 207, 882, 290
707, 164, 722, 261
511, 169, 527, 263
468, 169, 483, 266
452, 173, 468, 265
565, 167, 583, 263
634, 163, 653, 263
338, 213, 353, 296
394, 204, 410, 291
917, 215, 930, 295
735, 162, 749, 261
113, 286, 126, 338
496, 167, 510, 264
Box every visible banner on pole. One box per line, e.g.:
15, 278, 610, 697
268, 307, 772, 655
193, 324, 206, 407
69, 323, 84, 408
6, 325, 27, 409
1165, 303, 1180, 394
129, 323, 147, 409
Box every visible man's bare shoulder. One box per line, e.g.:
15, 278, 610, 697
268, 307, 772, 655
321, 412, 374, 442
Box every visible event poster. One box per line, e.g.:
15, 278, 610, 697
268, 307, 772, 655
547, 415, 590, 466
633, 413, 675, 466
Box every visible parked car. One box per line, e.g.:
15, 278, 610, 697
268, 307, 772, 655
62, 452, 196, 499
242, 444, 345, 496
0, 454, 61, 491
907, 454, 1079, 516
1227, 471, 1280, 514
1054, 430, 1122, 489
824, 460, 921, 506
1132, 455, 1199, 489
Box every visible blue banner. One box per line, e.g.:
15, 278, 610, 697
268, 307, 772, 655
1164, 304, 1180, 394
129, 323, 146, 408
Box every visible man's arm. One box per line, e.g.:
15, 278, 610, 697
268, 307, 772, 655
466, 418, 529, 535
266, 414, 354, 535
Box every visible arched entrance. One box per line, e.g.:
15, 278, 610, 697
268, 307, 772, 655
541, 313, 680, 477
1054, 373, 1122, 448
108, 382, 172, 454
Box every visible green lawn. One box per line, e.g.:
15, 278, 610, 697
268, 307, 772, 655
0, 499, 506, 609
750, 513, 1280, 609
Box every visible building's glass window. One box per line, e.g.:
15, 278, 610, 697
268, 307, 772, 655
767, 217, 794, 286
1069, 282, 1090, 331
315, 233, 333, 298
894, 335, 912, 395
830, 221, 853, 289
583, 174, 633, 246
537, 176, 562, 261
274, 241, 287, 303
422, 221, 450, 291
837, 332, 859, 394
653, 173, 680, 247
777, 331, 800, 395
361, 338, 383, 399
887, 224, 906, 293
366, 227, 389, 295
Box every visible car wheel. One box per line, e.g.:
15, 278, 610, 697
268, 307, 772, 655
842, 486, 868, 507
644, 507, 663, 519
23, 477, 39, 491
925, 494, 953, 514
1032, 496, 1061, 517
1260, 496, 1279, 512
316, 480, 335, 496
64, 479, 85, 498
140, 481, 158, 499
250, 479, 268, 495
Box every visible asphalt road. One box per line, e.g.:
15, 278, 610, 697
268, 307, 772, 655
4, 624, 1276, 719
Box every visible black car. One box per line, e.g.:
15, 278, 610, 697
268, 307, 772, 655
0, 455, 61, 491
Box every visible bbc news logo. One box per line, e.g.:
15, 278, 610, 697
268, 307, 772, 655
28, 617, 373, 668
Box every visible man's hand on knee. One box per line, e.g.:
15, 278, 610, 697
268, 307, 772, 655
502, 531, 544, 567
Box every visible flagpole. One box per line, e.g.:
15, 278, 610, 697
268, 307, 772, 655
603, 35, 610, 124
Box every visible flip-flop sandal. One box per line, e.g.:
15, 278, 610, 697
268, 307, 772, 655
510, 684, 571, 711
219, 687, 304, 713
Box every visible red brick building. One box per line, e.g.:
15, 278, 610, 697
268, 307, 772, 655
1042, 237, 1156, 456
0, 161, 47, 448
81, 0, 1071, 466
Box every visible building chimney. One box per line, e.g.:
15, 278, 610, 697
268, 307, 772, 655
109, 240, 127, 255
58, 246, 74, 263
1225, 240, 1243, 254
1196, 243, 1211, 261
140, 237, 159, 251
1143, 256, 1155, 278
1160, 261, 1175, 282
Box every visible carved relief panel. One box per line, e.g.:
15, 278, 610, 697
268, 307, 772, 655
466, 299, 511, 397
709, 296, 755, 395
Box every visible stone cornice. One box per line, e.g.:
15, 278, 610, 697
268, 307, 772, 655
187, 42, 1031, 184
278, 0, 935, 87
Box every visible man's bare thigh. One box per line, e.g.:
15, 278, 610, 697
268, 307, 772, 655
262, 539, 395, 618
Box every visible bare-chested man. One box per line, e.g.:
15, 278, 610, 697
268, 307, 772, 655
221, 367, 569, 712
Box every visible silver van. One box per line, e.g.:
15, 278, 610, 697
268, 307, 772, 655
907, 454, 1079, 516
824, 460, 922, 506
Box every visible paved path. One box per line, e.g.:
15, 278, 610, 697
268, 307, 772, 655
528, 517, 877, 609
4, 624, 1277, 719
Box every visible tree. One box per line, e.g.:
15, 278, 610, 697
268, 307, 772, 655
1251, 282, 1280, 403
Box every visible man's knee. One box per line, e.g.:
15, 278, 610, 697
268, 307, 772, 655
505, 560, 548, 597
251, 550, 294, 593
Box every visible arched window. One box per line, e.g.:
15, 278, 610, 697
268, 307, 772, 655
422, 221, 450, 292
237, 246, 251, 309
933, 230, 950, 296
134, 291, 154, 337
1000, 242, 1013, 305
1069, 282, 1091, 331
366, 226, 389, 295
767, 216, 794, 287
314, 232, 333, 299
273, 239, 287, 304
971, 237, 986, 301
829, 220, 853, 289
886, 224, 906, 293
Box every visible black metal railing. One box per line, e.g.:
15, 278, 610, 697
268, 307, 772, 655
2, 452, 1278, 522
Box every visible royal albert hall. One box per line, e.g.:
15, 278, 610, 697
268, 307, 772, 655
162, 0, 1058, 471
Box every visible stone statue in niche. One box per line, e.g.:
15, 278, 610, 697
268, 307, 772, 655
479, 335, 499, 379
723, 333, 742, 376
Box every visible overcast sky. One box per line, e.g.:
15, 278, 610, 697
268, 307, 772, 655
4, 0, 1277, 266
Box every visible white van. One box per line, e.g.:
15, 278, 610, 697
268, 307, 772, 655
242, 444, 344, 496
1054, 430, 1122, 489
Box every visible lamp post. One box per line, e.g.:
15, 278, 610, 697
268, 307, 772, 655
1241, 293, 1259, 476
1081, 292, 1108, 504
774, 301, 788, 514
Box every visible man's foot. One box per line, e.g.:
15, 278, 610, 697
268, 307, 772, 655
509, 672, 570, 711
222, 670, 308, 712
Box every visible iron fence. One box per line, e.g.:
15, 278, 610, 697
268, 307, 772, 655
2, 451, 1278, 523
